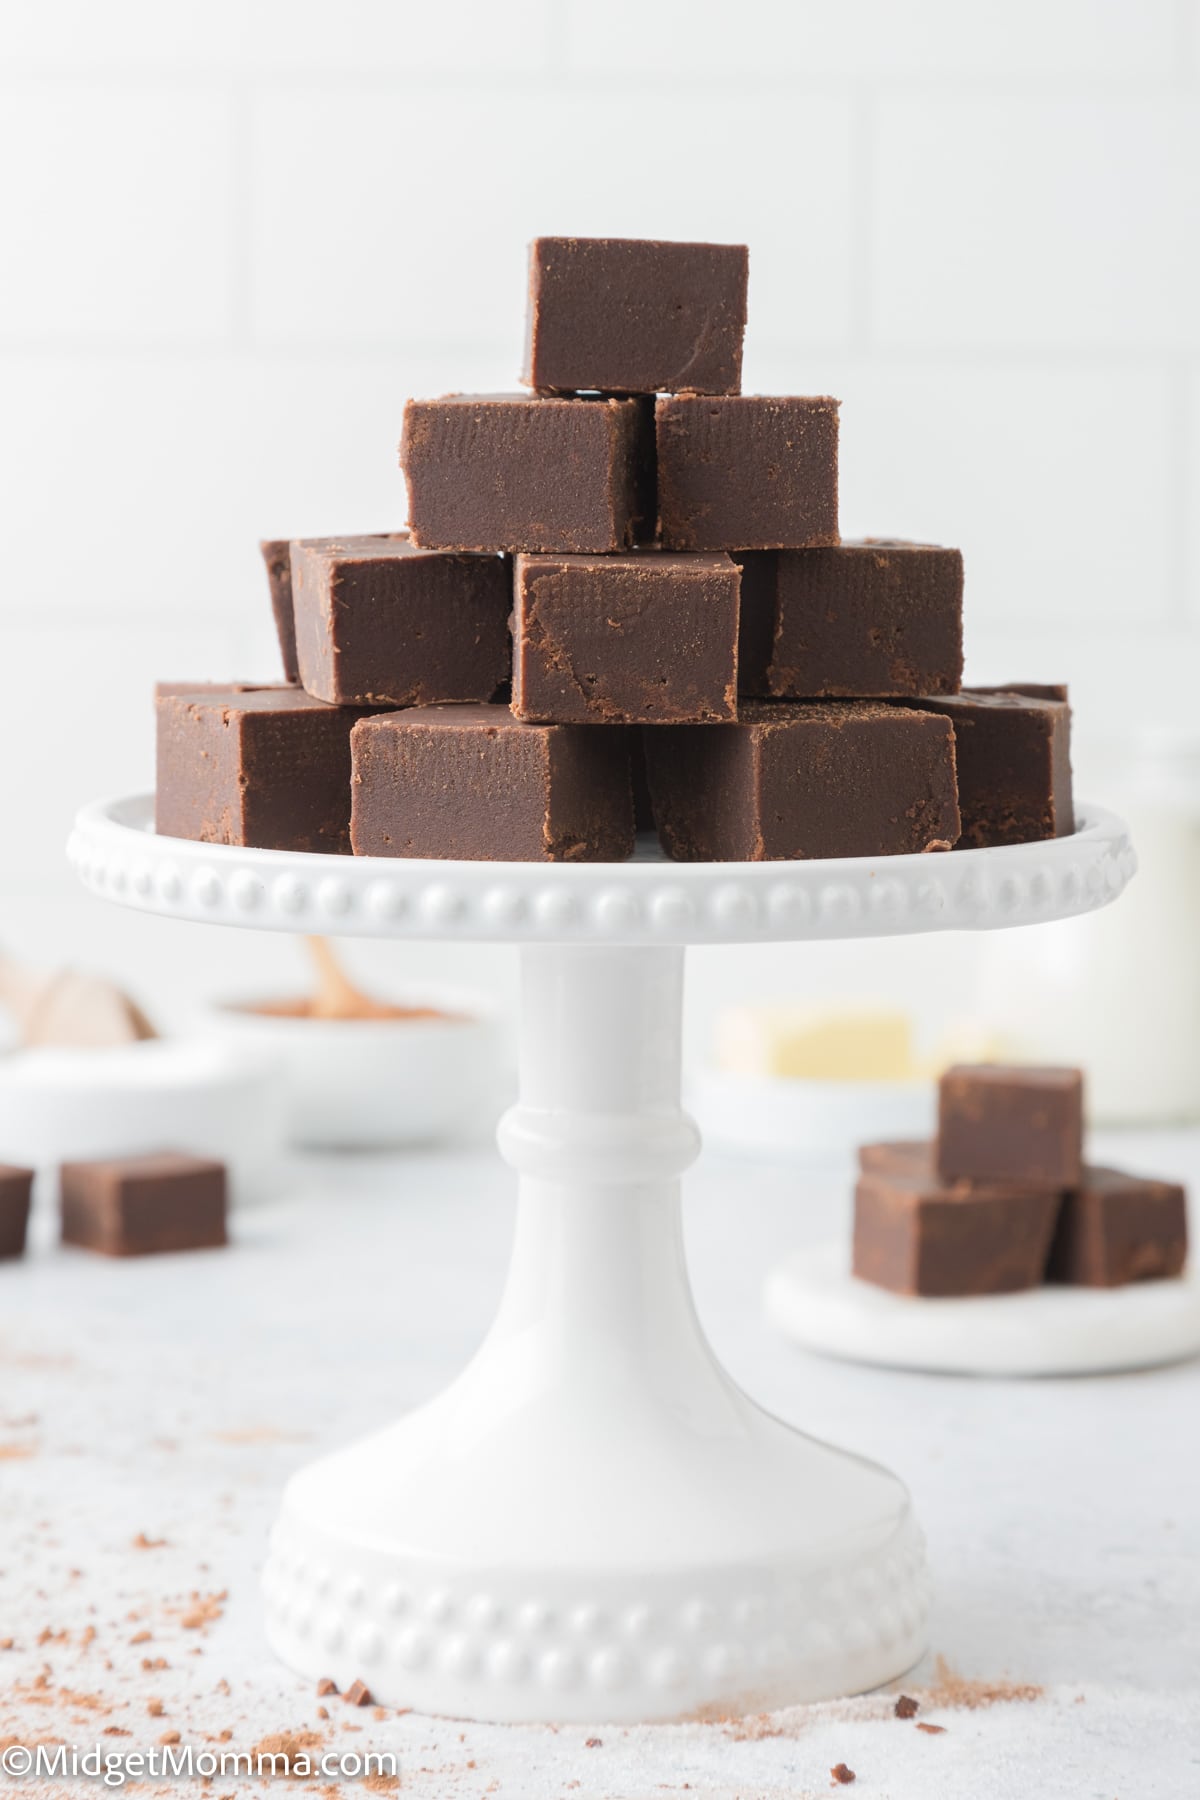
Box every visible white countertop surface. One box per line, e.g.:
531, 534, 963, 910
2, 1128, 1198, 1797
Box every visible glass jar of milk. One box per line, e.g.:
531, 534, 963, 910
978, 729, 1200, 1124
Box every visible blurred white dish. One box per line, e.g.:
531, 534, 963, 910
689, 1068, 935, 1161
765, 1241, 1200, 1376
206, 987, 502, 1150
0, 1038, 284, 1206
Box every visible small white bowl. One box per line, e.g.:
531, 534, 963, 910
0, 1038, 285, 1206
689, 1069, 936, 1163
206, 986, 504, 1150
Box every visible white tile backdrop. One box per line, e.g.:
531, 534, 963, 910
1, 0, 1197, 1048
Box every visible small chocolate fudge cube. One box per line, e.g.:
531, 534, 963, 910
60, 1153, 227, 1257
0, 1164, 34, 1260
853, 1171, 1060, 1297
523, 236, 748, 397
643, 701, 960, 862
1048, 1166, 1188, 1287
401, 394, 652, 554
350, 704, 635, 862
512, 550, 739, 725
937, 1064, 1084, 1189
656, 395, 839, 551
858, 1140, 935, 1179
291, 534, 511, 707
260, 538, 300, 684
157, 689, 376, 854
901, 691, 1074, 847
739, 541, 964, 699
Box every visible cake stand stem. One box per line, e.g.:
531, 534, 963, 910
264, 941, 930, 1722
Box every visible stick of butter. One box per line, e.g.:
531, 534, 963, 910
715, 1007, 916, 1082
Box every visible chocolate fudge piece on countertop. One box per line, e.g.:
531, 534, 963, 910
156, 688, 379, 854
898, 690, 1073, 847
656, 395, 839, 551
644, 701, 960, 862
1048, 1167, 1188, 1287
291, 535, 510, 707
853, 1170, 1060, 1297
523, 236, 748, 397
937, 1064, 1084, 1189
350, 704, 635, 863
512, 549, 739, 726
0, 1164, 34, 1260
737, 540, 963, 699
60, 1153, 227, 1257
260, 539, 300, 684
858, 1140, 935, 1179
401, 393, 653, 554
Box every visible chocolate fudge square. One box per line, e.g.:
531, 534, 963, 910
738, 541, 963, 699
260, 538, 300, 684
937, 1064, 1084, 1189
643, 701, 960, 862
655, 395, 839, 551
512, 550, 739, 725
401, 394, 653, 554
523, 236, 748, 396
350, 705, 635, 863
901, 691, 1074, 847
857, 1140, 935, 1179
853, 1171, 1060, 1298
291, 534, 511, 707
1048, 1166, 1188, 1287
0, 1164, 34, 1260
60, 1153, 227, 1257
156, 689, 377, 854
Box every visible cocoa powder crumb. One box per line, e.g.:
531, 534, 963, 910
586, 1738, 602, 1748
343, 1679, 372, 1707
159, 1730, 181, 1745
147, 1699, 164, 1717
129, 1631, 152, 1645
917, 1722, 947, 1735
316, 1706, 329, 1720
831, 1765, 856, 1785
132, 1532, 168, 1550
894, 1694, 919, 1719
316, 1678, 338, 1697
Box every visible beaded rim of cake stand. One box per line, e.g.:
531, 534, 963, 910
68, 793, 1135, 946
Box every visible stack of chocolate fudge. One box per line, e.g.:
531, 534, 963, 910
855, 1066, 1188, 1297
156, 236, 1074, 864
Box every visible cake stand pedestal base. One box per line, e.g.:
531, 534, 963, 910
263, 945, 929, 1723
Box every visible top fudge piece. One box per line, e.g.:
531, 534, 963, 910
656, 395, 839, 550
901, 690, 1074, 847
512, 549, 739, 725
522, 236, 748, 397
291, 534, 510, 707
737, 540, 964, 699
643, 700, 961, 862
157, 688, 375, 854
350, 705, 635, 863
937, 1064, 1084, 1189
401, 394, 652, 554
260, 539, 300, 684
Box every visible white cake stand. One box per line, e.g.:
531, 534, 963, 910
68, 794, 1135, 1724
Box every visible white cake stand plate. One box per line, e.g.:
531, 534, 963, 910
68, 795, 1135, 1723
766, 1243, 1200, 1378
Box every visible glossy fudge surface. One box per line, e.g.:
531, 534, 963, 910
60, 1153, 227, 1257
0, 1164, 34, 1260
401, 394, 653, 554
937, 1064, 1084, 1189
656, 395, 839, 551
853, 1171, 1060, 1297
350, 704, 635, 863
512, 550, 739, 726
738, 540, 963, 699
156, 689, 374, 854
1048, 1166, 1188, 1287
291, 534, 510, 708
523, 236, 748, 396
260, 538, 300, 684
644, 701, 960, 862
902, 691, 1074, 847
